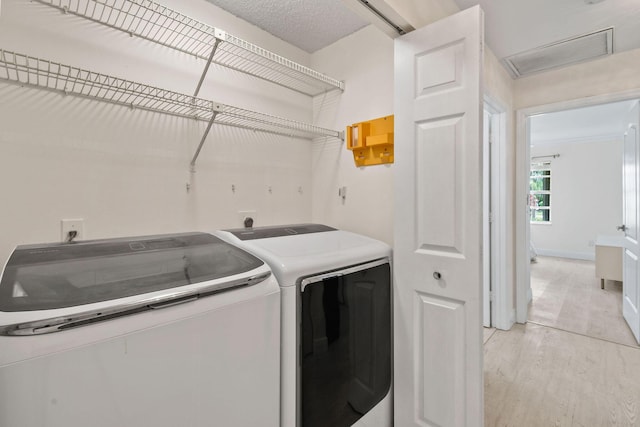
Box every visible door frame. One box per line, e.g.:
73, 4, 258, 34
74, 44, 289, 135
515, 88, 640, 323
484, 94, 513, 330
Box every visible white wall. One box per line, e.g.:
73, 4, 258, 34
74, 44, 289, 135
530, 140, 623, 260
310, 26, 395, 245
514, 48, 640, 109
0, 0, 321, 264
309, 20, 515, 248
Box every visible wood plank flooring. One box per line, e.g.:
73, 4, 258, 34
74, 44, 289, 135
528, 256, 637, 347
484, 323, 640, 426
484, 256, 640, 426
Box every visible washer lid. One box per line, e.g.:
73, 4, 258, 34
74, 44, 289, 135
0, 232, 264, 312
215, 225, 391, 286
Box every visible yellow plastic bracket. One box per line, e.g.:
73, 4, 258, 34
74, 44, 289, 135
346, 115, 394, 167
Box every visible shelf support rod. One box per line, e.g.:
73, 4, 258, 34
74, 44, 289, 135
194, 38, 222, 97
190, 111, 219, 172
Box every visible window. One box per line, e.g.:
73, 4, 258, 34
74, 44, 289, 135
530, 161, 551, 223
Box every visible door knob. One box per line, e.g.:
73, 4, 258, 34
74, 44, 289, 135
617, 224, 627, 232
433, 272, 442, 280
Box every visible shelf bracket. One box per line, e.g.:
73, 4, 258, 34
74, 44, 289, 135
190, 110, 219, 173
193, 36, 222, 97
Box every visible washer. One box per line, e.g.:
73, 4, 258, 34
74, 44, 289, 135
0, 232, 280, 427
215, 224, 392, 427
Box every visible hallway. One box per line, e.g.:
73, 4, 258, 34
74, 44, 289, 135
484, 323, 640, 426
485, 256, 640, 426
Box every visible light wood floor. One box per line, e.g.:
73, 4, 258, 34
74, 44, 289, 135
528, 256, 637, 347
484, 323, 640, 426
484, 256, 640, 426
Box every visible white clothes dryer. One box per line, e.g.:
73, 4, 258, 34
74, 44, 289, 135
215, 224, 392, 427
0, 232, 280, 427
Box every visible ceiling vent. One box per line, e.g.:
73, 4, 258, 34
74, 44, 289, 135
503, 28, 613, 78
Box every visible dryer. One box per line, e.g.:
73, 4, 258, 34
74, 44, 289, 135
0, 232, 280, 427
215, 224, 392, 427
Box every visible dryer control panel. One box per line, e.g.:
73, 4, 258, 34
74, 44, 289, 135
226, 224, 336, 241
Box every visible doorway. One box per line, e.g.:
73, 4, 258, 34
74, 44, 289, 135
483, 96, 511, 330
516, 95, 640, 346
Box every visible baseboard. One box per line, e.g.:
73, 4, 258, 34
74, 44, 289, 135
496, 309, 517, 330
535, 248, 595, 261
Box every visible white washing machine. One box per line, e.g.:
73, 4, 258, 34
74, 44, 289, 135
0, 232, 280, 427
215, 224, 392, 427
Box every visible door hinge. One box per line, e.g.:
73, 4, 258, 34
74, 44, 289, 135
489, 212, 494, 223
489, 291, 495, 302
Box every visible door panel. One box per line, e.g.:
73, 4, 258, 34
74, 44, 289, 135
415, 42, 463, 95
624, 124, 638, 241
394, 6, 484, 427
415, 293, 465, 427
416, 116, 464, 253
623, 101, 640, 343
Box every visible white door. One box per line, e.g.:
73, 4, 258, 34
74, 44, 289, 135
623, 100, 640, 344
394, 6, 484, 427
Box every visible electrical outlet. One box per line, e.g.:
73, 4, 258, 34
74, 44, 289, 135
588, 240, 595, 247
237, 210, 257, 228
61, 219, 84, 242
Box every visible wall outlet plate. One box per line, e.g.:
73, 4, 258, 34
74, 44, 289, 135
61, 219, 84, 242
237, 210, 257, 228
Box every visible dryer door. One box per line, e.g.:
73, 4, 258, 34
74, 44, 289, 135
300, 260, 391, 427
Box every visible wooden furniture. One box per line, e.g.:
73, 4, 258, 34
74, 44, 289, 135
595, 235, 623, 289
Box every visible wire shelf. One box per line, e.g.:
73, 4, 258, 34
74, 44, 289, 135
0, 50, 342, 141
216, 104, 343, 140
33, 0, 345, 96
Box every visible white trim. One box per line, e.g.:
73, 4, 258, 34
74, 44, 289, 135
516, 109, 531, 323
532, 132, 623, 146
483, 107, 491, 328
484, 94, 513, 331
535, 249, 595, 261
515, 88, 640, 325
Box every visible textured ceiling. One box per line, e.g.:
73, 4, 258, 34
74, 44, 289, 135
203, 0, 640, 73
199, 0, 639, 143
530, 100, 636, 145
453, 0, 640, 61
204, 0, 368, 53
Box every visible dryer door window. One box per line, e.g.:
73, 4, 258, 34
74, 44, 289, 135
300, 262, 391, 427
